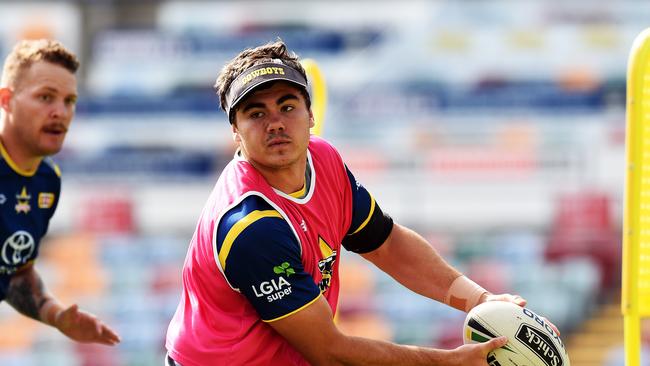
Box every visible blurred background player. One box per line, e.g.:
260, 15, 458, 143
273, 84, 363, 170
0, 39, 120, 346
164, 40, 539, 366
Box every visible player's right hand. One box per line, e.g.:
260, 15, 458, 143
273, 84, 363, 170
447, 336, 508, 366
54, 304, 121, 346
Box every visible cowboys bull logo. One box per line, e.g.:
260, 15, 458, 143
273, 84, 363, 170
318, 254, 337, 293
2, 231, 35, 269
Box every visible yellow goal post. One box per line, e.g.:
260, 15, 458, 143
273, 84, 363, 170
301, 58, 328, 137
623, 27, 650, 366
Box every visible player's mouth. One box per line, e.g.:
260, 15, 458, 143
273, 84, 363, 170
42, 124, 68, 136
267, 136, 291, 147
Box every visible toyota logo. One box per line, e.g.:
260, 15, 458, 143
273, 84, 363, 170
2, 231, 35, 265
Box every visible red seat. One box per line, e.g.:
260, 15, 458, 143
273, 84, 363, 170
545, 192, 621, 290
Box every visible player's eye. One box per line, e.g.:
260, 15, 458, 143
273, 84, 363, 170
65, 96, 77, 106
38, 94, 53, 102
250, 111, 265, 119
281, 105, 295, 112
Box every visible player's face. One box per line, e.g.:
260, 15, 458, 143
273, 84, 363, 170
232, 82, 314, 171
1, 61, 77, 158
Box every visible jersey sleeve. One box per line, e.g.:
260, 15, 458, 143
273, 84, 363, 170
342, 165, 394, 254
215, 195, 321, 322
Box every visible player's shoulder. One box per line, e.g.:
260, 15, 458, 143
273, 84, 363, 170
216, 194, 297, 270
309, 135, 344, 163
216, 194, 288, 244
39, 157, 62, 178
309, 135, 335, 150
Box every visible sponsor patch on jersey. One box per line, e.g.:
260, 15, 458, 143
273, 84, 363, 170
38, 192, 55, 209
252, 275, 293, 303
273, 262, 296, 277
1, 230, 35, 273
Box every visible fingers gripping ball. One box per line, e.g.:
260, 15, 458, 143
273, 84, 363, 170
463, 301, 570, 366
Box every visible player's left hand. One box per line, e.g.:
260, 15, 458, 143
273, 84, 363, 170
54, 304, 121, 345
482, 293, 527, 307
480, 293, 561, 336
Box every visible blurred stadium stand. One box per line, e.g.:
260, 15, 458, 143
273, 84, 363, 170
0, 1, 647, 365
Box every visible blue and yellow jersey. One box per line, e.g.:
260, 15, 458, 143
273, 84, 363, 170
0, 143, 61, 300
215, 164, 392, 322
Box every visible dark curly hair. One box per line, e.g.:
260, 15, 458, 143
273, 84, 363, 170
215, 40, 311, 123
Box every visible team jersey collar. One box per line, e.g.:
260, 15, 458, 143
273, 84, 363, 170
233, 149, 316, 204
272, 151, 315, 204
0, 138, 39, 177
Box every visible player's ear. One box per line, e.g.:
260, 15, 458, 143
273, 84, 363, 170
308, 110, 315, 128
0, 88, 12, 112
231, 122, 241, 143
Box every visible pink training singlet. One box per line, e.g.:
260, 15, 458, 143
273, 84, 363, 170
166, 136, 353, 365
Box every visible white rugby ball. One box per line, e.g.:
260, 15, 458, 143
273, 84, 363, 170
463, 301, 570, 366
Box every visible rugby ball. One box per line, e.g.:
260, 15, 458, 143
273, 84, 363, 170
463, 301, 570, 366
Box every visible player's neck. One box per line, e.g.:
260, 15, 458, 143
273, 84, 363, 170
251, 157, 307, 195
0, 133, 42, 174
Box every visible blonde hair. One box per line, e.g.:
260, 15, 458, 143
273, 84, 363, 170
1, 39, 79, 88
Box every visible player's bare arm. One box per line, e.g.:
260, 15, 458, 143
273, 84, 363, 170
269, 294, 507, 366
5, 263, 48, 321
361, 223, 462, 303
6, 263, 120, 345
361, 223, 526, 312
